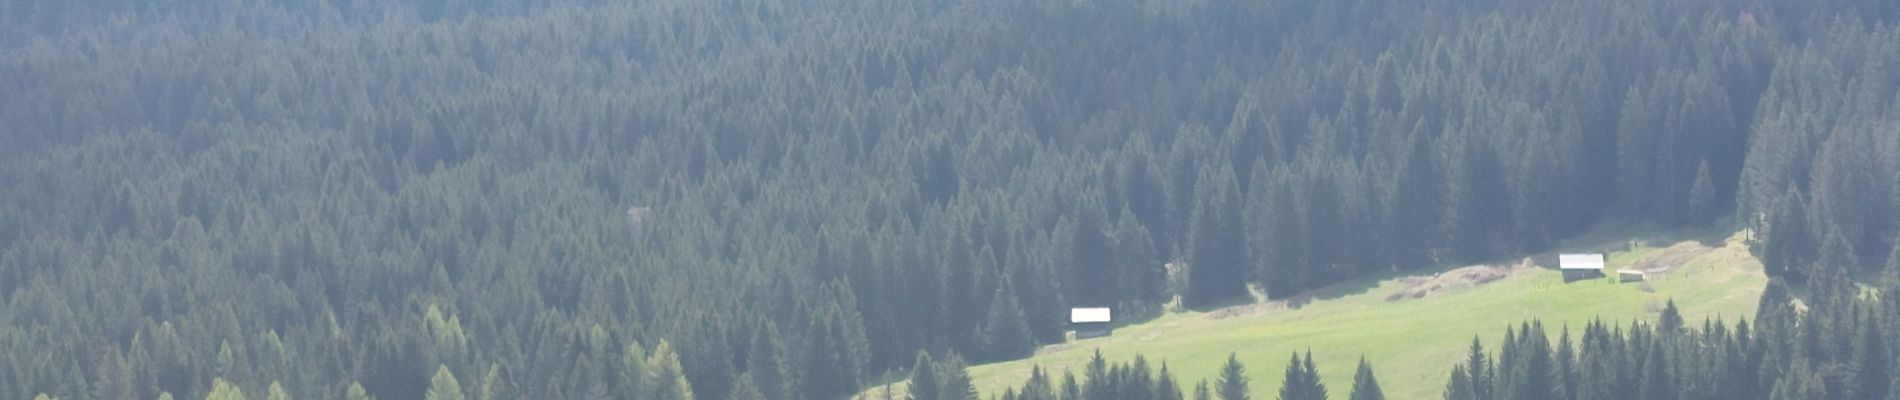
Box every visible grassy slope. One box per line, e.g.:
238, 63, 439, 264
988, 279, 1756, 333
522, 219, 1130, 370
946, 231, 1765, 400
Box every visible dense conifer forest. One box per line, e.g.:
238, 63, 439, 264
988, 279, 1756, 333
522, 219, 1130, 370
2, 0, 1899, 399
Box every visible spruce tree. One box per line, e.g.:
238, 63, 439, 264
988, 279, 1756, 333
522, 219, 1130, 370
1688, 160, 1715, 224
727, 373, 765, 400
1300, 352, 1327, 400
1157, 363, 1184, 400
940, 353, 978, 400
983, 277, 1035, 361
1444, 366, 1473, 400
1219, 353, 1249, 400
265, 382, 290, 400
1759, 187, 1813, 280
910, 352, 940, 400
1637, 340, 1673, 400
1555, 327, 1577, 400
1854, 320, 1890, 400
619, 342, 649, 397
206, 378, 246, 400
1276, 352, 1307, 400
1883, 235, 1900, 289
427, 365, 465, 400
346, 382, 375, 400
1195, 380, 1213, 400
646, 341, 695, 400
1658, 300, 1683, 333
1186, 165, 1246, 307
1348, 357, 1384, 400
745, 324, 794, 400
1463, 338, 1492, 400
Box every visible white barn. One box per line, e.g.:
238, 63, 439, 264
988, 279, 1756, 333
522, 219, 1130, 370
1070, 308, 1113, 339
1560, 254, 1606, 282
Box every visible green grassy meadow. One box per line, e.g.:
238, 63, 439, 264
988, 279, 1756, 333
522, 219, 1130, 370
884, 231, 1767, 400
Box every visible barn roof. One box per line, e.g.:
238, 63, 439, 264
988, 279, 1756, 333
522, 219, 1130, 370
1559, 254, 1605, 270
1070, 307, 1112, 324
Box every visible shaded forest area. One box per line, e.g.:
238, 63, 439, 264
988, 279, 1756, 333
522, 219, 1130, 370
1, 0, 1899, 399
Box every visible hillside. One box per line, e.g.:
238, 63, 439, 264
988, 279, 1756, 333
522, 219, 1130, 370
889, 231, 1766, 399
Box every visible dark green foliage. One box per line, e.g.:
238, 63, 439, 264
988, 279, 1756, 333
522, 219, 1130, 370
1276, 352, 1326, 400
939, 353, 978, 400
1187, 166, 1247, 308
1689, 161, 1717, 224
1451, 282, 1900, 400
1443, 366, 1472, 400
1852, 319, 1889, 400
1638, 338, 1674, 400
1758, 187, 1815, 280
1219, 353, 1249, 400
983, 277, 1035, 361
745, 323, 795, 400
1659, 300, 1684, 333
2, 0, 1898, 399
1157, 363, 1185, 400
1348, 358, 1383, 400
1462, 338, 1492, 400
910, 352, 940, 400
1005, 354, 1211, 400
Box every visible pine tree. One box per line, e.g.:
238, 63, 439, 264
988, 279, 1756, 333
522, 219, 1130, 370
646, 341, 695, 400
346, 381, 376, 400
1813, 226, 1861, 307
1768, 363, 1825, 400
265, 382, 290, 400
1195, 380, 1213, 400
746, 323, 794, 400
1085, 350, 1110, 400
1157, 363, 1185, 400
1444, 366, 1473, 400
1758, 187, 1813, 280
983, 277, 1035, 361
1061, 371, 1081, 400
1658, 300, 1683, 333
1883, 235, 1900, 289
1277, 352, 1322, 400
428, 365, 465, 400
206, 378, 246, 400
1854, 320, 1890, 400
1554, 327, 1577, 400
1348, 357, 1384, 400
940, 353, 978, 400
1218, 353, 1250, 400
620, 342, 649, 397
1300, 352, 1327, 400
1688, 160, 1716, 224
727, 373, 765, 400
1463, 338, 1492, 400
1187, 165, 1246, 307
1637, 340, 1673, 400
910, 352, 940, 400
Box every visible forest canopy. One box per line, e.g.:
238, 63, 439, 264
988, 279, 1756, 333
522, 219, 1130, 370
1, 0, 1898, 399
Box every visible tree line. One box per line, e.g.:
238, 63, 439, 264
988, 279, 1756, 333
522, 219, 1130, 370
1445, 246, 1900, 400
895, 349, 1383, 400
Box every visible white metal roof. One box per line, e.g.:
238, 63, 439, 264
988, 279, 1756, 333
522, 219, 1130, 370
1070, 307, 1112, 323
1559, 254, 1605, 270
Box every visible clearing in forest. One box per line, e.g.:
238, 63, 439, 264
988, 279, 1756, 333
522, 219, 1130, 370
862, 229, 1765, 400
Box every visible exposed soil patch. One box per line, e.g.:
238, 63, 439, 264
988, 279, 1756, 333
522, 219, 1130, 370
1207, 262, 1531, 319
1625, 242, 1717, 275
1385, 263, 1525, 302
